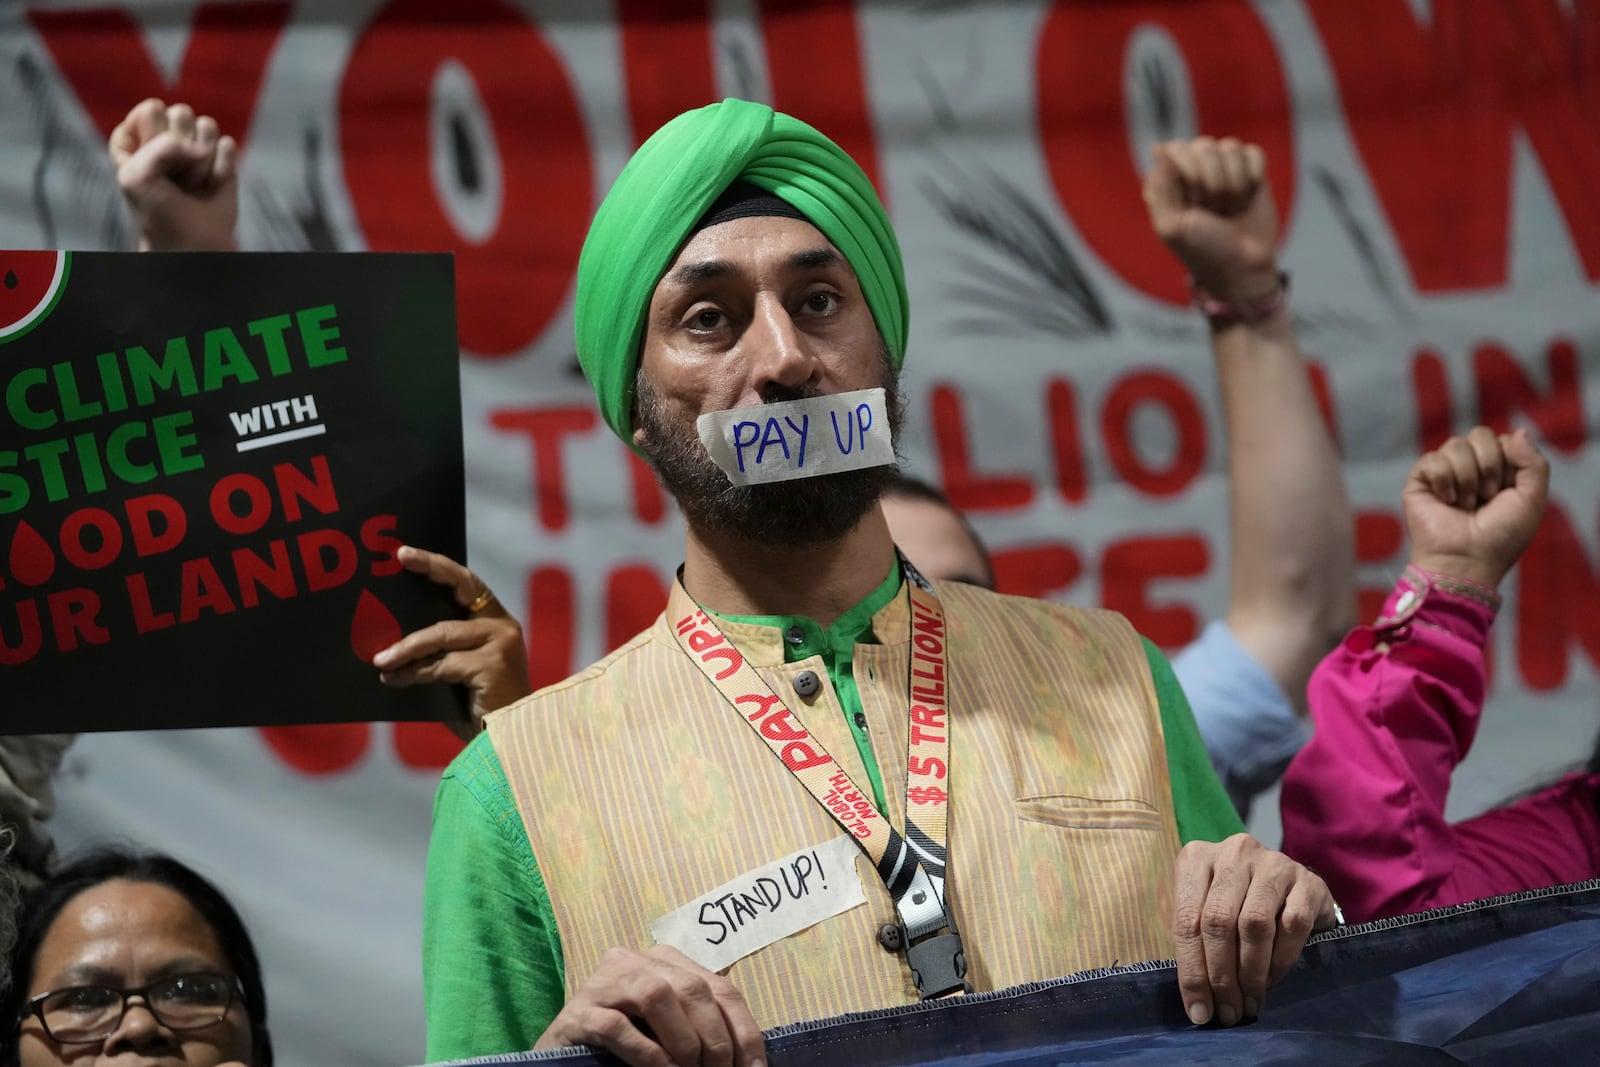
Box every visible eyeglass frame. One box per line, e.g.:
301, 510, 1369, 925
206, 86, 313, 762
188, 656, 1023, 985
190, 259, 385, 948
16, 971, 247, 1045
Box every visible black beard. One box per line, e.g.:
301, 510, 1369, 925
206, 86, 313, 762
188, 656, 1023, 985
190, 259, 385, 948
635, 357, 904, 549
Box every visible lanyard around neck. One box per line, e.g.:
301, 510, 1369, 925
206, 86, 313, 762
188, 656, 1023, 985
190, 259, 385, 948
669, 559, 967, 998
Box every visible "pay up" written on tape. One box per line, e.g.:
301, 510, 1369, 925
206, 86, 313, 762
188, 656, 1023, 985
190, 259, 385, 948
695, 388, 895, 486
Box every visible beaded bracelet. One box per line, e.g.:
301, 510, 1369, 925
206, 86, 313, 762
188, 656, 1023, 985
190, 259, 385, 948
1189, 269, 1290, 328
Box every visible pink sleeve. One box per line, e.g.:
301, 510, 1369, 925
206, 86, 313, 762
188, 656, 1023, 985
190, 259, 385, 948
1281, 567, 1556, 921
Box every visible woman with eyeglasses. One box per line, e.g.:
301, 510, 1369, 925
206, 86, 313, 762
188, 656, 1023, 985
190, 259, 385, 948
3, 849, 270, 1067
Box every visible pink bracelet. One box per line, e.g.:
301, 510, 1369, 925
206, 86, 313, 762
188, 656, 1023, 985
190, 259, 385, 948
1189, 270, 1290, 328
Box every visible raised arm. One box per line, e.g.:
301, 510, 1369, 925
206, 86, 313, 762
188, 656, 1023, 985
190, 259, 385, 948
1145, 138, 1355, 710
1281, 428, 1560, 920
108, 97, 238, 251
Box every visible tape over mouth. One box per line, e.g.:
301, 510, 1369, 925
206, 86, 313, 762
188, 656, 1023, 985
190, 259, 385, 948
696, 387, 895, 485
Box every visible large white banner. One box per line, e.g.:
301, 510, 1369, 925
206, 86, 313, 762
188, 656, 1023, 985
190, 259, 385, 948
5, 1, 1600, 1063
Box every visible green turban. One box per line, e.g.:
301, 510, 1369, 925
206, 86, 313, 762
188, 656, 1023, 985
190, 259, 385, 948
574, 98, 908, 443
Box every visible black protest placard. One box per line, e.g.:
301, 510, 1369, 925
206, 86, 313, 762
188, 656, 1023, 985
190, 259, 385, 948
0, 252, 466, 732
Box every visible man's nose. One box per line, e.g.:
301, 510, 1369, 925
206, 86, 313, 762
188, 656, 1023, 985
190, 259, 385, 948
745, 295, 817, 395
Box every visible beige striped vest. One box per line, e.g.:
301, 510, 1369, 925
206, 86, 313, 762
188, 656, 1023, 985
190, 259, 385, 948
491, 578, 1181, 1028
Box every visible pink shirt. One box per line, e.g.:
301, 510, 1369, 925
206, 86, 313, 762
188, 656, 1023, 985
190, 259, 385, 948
1281, 567, 1600, 923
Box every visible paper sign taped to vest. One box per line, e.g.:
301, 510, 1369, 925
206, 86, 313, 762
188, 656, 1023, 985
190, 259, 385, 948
696, 388, 894, 486
651, 835, 867, 973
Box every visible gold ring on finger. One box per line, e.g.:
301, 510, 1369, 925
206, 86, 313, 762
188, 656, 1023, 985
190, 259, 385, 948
467, 589, 494, 614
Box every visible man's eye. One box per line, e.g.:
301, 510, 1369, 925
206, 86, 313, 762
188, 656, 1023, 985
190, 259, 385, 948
804, 292, 838, 313
689, 309, 724, 331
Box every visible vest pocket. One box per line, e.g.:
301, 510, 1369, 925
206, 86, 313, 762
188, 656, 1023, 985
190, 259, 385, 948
1013, 796, 1165, 832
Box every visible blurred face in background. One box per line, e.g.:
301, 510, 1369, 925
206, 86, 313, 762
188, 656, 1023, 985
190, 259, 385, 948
17, 878, 252, 1067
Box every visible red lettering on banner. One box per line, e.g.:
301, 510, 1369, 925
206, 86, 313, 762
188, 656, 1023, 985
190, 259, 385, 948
627, 450, 668, 525
60, 508, 122, 570
1306, 0, 1600, 291
1413, 349, 1455, 452
491, 407, 598, 532
1306, 362, 1341, 451
28, 3, 290, 142
48, 588, 109, 652
605, 564, 669, 651
617, 0, 881, 190
1101, 535, 1206, 647
393, 721, 467, 770
1474, 339, 1586, 455
127, 494, 187, 557
1036, 1, 1295, 304
1356, 510, 1406, 624
1048, 379, 1089, 503
526, 566, 574, 690
260, 724, 371, 776
617, 0, 717, 142
1101, 371, 1206, 498
1517, 501, 1600, 690
340, 0, 593, 357
759, 0, 882, 192
931, 384, 1034, 512
908, 755, 948, 780
992, 543, 1082, 600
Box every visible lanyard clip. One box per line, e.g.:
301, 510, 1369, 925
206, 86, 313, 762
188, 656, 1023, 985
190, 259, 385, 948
905, 930, 969, 999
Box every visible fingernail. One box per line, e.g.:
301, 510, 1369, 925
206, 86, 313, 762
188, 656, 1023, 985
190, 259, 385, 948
1217, 1004, 1238, 1027
373, 646, 395, 667
1243, 997, 1259, 1018
1186, 1002, 1210, 1026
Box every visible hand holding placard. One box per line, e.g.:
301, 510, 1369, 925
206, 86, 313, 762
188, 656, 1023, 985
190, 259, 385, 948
374, 545, 530, 739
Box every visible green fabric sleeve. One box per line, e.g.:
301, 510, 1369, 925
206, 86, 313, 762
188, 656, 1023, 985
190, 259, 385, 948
1142, 637, 1248, 844
422, 733, 565, 1062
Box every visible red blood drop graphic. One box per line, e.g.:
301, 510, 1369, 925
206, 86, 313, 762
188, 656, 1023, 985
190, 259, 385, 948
8, 521, 56, 587
350, 589, 403, 664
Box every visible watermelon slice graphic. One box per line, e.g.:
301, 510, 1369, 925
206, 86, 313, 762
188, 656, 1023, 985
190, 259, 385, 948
0, 250, 70, 345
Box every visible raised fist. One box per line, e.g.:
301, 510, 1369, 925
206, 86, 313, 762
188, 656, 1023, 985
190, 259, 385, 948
1144, 136, 1278, 302
108, 98, 238, 251
1403, 426, 1550, 590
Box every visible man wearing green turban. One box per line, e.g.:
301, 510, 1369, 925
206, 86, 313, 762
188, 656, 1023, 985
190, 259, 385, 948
423, 100, 1337, 1066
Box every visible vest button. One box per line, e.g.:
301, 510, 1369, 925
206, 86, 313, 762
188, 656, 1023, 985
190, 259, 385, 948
877, 923, 904, 952
792, 670, 821, 698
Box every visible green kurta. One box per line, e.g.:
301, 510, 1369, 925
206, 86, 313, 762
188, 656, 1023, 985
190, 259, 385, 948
422, 574, 1243, 1063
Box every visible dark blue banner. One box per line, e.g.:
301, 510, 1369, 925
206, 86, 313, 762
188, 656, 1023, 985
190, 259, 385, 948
431, 879, 1600, 1066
